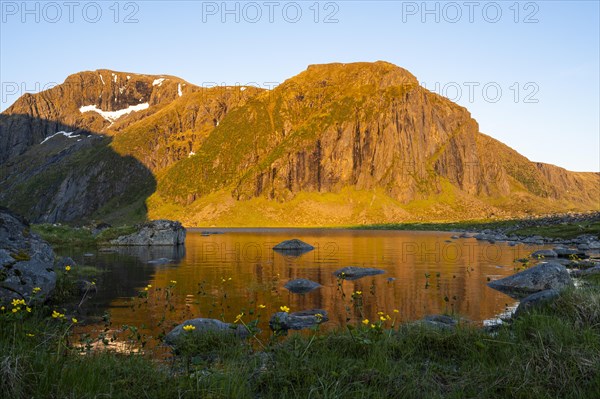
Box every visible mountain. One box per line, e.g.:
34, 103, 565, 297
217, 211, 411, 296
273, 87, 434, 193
1, 62, 598, 226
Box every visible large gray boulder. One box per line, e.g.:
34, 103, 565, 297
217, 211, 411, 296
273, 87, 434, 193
487, 262, 573, 299
0, 207, 56, 305
164, 318, 251, 345
333, 266, 385, 280
513, 289, 560, 318
109, 220, 186, 246
269, 309, 328, 331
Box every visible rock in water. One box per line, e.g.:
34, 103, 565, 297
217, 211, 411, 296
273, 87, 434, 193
164, 318, 251, 345
110, 220, 186, 246
513, 289, 560, 318
530, 249, 558, 259
284, 278, 321, 294
333, 266, 386, 280
0, 207, 56, 305
553, 247, 588, 259
273, 239, 314, 257
269, 309, 328, 331
487, 262, 573, 299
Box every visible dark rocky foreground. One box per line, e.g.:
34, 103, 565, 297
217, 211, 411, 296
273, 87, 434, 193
0, 207, 56, 304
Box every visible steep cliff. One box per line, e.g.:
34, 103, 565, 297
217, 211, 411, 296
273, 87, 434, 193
1, 62, 598, 225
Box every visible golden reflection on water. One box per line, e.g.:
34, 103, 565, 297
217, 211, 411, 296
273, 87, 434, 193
74, 229, 539, 355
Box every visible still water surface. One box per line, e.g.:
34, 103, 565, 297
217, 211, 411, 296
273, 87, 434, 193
61, 229, 540, 353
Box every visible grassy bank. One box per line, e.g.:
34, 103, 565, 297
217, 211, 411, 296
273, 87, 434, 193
352, 218, 600, 240
31, 224, 137, 249
2, 273, 600, 398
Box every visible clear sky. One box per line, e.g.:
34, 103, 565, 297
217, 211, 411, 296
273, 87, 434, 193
1, 0, 598, 171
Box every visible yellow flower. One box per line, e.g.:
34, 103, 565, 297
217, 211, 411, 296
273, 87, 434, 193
91, 281, 96, 285
234, 313, 244, 323
26, 307, 32, 313
26, 333, 35, 337
32, 287, 41, 293
144, 287, 148, 291
280, 306, 290, 313
386, 315, 391, 321
71, 318, 78, 323
393, 309, 399, 313
1, 306, 5, 311
228, 277, 232, 281
12, 308, 18, 313
371, 324, 376, 329
182, 324, 196, 332
11, 299, 26, 307
377, 311, 384, 316
258, 304, 266, 309
315, 313, 323, 321
354, 291, 362, 295
147, 284, 152, 288
170, 280, 177, 284
362, 319, 369, 325
380, 316, 386, 321
52, 310, 65, 319
65, 265, 71, 271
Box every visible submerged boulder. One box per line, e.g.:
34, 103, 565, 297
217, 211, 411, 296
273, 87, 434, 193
487, 262, 572, 299
0, 207, 56, 305
273, 238, 314, 251
110, 220, 186, 246
273, 239, 314, 257
269, 309, 328, 331
164, 318, 251, 345
284, 278, 321, 294
333, 266, 385, 280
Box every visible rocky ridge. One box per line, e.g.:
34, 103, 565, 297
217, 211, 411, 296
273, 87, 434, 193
1, 62, 598, 225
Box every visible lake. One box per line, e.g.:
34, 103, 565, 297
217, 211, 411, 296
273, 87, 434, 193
61, 229, 541, 354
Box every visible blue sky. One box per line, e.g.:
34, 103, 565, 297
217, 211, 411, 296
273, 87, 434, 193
1, 0, 598, 171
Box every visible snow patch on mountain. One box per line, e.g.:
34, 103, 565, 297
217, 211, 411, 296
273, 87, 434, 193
40, 131, 80, 144
153, 78, 166, 86
79, 103, 149, 122
178, 83, 182, 97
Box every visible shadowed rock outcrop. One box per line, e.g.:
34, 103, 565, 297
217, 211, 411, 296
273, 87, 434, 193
0, 207, 56, 305
110, 220, 186, 246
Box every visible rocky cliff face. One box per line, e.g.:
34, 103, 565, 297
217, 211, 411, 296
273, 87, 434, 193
1, 70, 196, 163
1, 62, 598, 225
155, 62, 599, 221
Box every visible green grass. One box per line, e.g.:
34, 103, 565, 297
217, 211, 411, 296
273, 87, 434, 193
31, 224, 138, 248
31, 224, 96, 247
351, 219, 520, 232
2, 278, 600, 398
512, 221, 600, 239
353, 218, 600, 240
